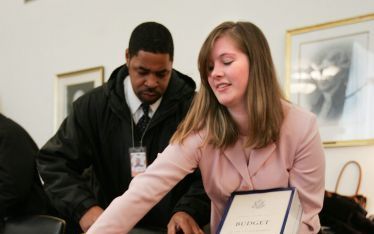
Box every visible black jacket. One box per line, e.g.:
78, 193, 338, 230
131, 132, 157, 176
0, 114, 49, 219
37, 65, 210, 229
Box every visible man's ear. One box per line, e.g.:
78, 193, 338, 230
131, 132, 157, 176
125, 49, 130, 64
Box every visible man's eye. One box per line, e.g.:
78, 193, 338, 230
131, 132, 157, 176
155, 72, 166, 78
138, 71, 148, 76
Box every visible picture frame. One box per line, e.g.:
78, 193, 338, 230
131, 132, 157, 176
285, 14, 374, 147
54, 66, 104, 130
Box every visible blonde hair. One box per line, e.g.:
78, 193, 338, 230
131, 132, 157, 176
171, 21, 284, 149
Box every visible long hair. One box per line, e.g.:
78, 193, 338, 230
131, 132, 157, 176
171, 21, 284, 149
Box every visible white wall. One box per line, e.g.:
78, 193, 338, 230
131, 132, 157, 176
1, 0, 374, 214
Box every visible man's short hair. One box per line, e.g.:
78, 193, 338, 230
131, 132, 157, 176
128, 22, 174, 61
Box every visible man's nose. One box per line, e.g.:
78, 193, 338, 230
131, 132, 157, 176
145, 74, 159, 88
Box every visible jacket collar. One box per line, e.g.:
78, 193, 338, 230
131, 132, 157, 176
105, 64, 196, 123
223, 141, 276, 184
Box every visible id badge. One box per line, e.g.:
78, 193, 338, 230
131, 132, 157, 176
129, 146, 147, 177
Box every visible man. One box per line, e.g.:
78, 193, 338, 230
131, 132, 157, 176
0, 113, 50, 220
37, 22, 210, 233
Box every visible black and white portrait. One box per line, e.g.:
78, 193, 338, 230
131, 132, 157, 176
66, 81, 95, 115
55, 66, 104, 130
287, 18, 374, 145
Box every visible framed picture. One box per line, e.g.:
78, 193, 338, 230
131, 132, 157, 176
54, 66, 104, 130
285, 14, 374, 147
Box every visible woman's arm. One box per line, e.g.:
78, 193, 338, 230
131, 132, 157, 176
289, 115, 325, 234
87, 135, 203, 234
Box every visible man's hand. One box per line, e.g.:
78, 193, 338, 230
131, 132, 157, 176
79, 205, 104, 232
167, 211, 204, 234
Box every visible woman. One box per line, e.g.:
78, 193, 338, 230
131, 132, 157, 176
88, 21, 325, 234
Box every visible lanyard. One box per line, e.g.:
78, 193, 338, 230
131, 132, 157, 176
131, 118, 152, 147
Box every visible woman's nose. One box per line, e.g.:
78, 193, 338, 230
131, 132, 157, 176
211, 65, 224, 78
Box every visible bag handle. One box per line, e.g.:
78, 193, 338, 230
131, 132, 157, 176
335, 160, 362, 195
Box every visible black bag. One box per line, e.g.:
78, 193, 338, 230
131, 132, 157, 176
320, 161, 374, 234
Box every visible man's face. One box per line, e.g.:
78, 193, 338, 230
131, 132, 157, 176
126, 49, 172, 104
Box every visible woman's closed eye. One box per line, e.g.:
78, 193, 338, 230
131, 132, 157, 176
223, 60, 233, 65
222, 57, 234, 65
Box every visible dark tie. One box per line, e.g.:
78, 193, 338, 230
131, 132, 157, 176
136, 103, 150, 135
